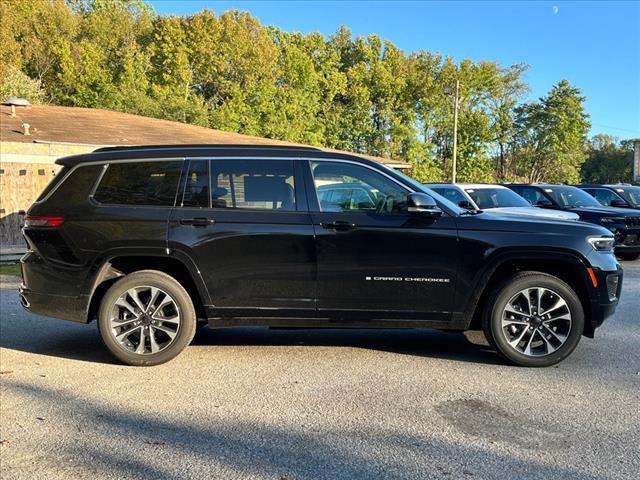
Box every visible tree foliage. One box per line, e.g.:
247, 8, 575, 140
580, 135, 634, 183
1, 0, 604, 183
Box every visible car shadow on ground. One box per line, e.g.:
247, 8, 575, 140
0, 305, 501, 366
192, 326, 502, 365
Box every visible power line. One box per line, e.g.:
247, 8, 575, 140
591, 123, 640, 134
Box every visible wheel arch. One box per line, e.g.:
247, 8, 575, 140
85, 251, 210, 323
463, 250, 595, 337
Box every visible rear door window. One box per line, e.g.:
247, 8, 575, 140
182, 160, 210, 208
94, 161, 183, 206
210, 159, 296, 211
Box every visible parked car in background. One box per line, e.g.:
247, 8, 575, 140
506, 184, 640, 261
576, 184, 640, 210
19, 145, 622, 367
317, 182, 377, 212
427, 183, 579, 221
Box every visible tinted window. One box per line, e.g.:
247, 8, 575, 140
433, 187, 468, 206
617, 186, 640, 207
543, 186, 601, 208
210, 160, 296, 211
465, 187, 530, 209
43, 165, 103, 205
514, 187, 549, 206
311, 161, 408, 214
36, 166, 71, 202
94, 161, 183, 206
182, 160, 209, 208
587, 188, 624, 207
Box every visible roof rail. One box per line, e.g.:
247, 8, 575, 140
92, 144, 323, 153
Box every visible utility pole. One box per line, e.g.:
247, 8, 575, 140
452, 80, 460, 183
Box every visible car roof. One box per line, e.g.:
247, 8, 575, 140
427, 183, 508, 190
55, 144, 375, 167
506, 184, 570, 188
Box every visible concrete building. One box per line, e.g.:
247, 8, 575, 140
0, 104, 410, 248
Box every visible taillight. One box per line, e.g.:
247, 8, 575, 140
24, 215, 65, 227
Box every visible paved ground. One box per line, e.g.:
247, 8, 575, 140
1, 263, 639, 480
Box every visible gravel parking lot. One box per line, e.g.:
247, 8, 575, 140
1, 262, 639, 480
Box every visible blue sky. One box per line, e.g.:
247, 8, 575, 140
149, 1, 640, 139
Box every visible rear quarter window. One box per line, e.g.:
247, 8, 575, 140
94, 161, 183, 206
41, 165, 104, 206
36, 166, 70, 201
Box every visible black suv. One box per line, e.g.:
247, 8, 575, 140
576, 184, 640, 210
506, 184, 640, 261
20, 146, 623, 367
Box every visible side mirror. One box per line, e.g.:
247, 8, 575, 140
407, 193, 442, 217
610, 199, 628, 208
458, 200, 474, 210
535, 200, 553, 208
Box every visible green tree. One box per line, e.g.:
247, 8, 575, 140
512, 80, 591, 183
580, 134, 634, 183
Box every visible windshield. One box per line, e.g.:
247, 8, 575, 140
464, 187, 531, 209
543, 186, 602, 208
382, 166, 465, 215
615, 186, 640, 207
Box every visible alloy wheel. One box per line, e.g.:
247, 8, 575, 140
501, 287, 572, 357
109, 286, 181, 355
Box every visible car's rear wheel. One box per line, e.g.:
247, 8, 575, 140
98, 270, 196, 366
482, 272, 584, 367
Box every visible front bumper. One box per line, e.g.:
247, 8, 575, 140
613, 229, 640, 254
585, 265, 623, 335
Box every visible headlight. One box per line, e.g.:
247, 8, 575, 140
587, 235, 615, 252
600, 217, 625, 223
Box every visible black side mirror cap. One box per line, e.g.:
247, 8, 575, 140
458, 200, 474, 209
610, 199, 628, 208
407, 193, 442, 217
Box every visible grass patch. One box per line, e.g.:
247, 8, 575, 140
0, 263, 21, 277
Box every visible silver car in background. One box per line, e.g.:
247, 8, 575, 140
427, 183, 580, 220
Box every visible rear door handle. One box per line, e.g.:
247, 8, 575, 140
180, 217, 215, 227
320, 221, 357, 231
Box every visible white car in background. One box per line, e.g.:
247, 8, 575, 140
427, 183, 580, 221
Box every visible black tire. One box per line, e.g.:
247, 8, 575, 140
617, 252, 639, 261
97, 270, 196, 366
482, 271, 584, 367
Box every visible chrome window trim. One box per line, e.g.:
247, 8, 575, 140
35, 157, 186, 204
36, 155, 455, 215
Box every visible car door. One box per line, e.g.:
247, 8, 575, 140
304, 159, 458, 322
168, 158, 316, 317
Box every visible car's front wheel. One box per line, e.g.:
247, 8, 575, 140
97, 270, 196, 366
483, 272, 584, 367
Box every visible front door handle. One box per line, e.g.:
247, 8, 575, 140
180, 217, 215, 227
320, 221, 356, 231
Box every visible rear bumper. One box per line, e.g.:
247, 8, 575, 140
19, 285, 89, 323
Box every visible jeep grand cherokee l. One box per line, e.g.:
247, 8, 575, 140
20, 145, 623, 367
506, 184, 640, 261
